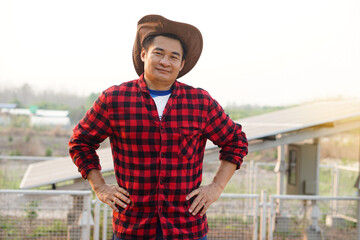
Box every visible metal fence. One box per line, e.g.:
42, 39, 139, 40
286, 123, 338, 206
206, 194, 259, 240
0, 190, 92, 240
93, 193, 360, 240
1, 190, 360, 240
92, 193, 259, 240
269, 195, 360, 240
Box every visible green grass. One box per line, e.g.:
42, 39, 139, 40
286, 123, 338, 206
0, 169, 22, 189
30, 220, 67, 237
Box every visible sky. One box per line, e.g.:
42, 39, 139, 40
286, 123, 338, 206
0, 0, 359, 107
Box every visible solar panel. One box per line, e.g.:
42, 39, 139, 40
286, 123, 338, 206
238, 100, 360, 141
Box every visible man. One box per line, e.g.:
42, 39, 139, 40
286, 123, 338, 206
69, 15, 248, 240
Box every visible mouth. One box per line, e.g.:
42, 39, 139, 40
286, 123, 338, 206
156, 68, 170, 74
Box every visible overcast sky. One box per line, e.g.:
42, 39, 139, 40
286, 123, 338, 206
0, 0, 359, 106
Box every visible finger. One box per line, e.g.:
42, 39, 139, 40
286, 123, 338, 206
113, 197, 128, 209
192, 201, 206, 216
189, 195, 203, 214
199, 202, 211, 216
106, 199, 119, 213
114, 192, 131, 204
116, 186, 130, 196
186, 188, 200, 201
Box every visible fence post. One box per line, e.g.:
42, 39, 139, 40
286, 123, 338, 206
275, 144, 285, 215
251, 161, 256, 211
94, 197, 100, 240
331, 165, 339, 215
253, 196, 259, 240
260, 190, 267, 240
268, 196, 275, 240
102, 204, 109, 240
86, 193, 92, 240
79, 193, 92, 240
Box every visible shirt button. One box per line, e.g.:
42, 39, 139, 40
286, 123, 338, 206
161, 152, 164, 158
160, 178, 163, 185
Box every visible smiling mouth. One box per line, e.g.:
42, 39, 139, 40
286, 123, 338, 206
156, 68, 170, 73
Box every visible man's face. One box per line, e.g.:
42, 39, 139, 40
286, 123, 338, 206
141, 35, 185, 90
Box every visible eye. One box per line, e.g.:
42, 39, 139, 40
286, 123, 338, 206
154, 51, 163, 56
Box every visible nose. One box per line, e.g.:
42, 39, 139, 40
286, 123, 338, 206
159, 56, 170, 66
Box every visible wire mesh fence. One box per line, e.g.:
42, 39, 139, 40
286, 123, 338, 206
0, 190, 92, 240
92, 193, 259, 240
1, 159, 359, 240
206, 194, 259, 240
1, 190, 360, 240
269, 195, 360, 240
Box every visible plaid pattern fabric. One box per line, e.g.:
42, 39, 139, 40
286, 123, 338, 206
69, 74, 248, 240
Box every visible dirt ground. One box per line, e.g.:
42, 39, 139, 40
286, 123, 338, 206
0, 127, 72, 157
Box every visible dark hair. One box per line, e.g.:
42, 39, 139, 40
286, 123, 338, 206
142, 33, 187, 60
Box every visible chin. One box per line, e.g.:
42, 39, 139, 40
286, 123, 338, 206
156, 75, 175, 83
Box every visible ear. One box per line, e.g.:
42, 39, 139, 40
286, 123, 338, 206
140, 48, 146, 62
179, 59, 185, 72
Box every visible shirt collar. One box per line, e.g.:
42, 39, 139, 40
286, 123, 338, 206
138, 74, 180, 97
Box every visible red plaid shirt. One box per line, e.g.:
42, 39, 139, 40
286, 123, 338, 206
69, 75, 248, 240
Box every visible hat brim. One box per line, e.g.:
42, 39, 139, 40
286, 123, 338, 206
132, 15, 203, 79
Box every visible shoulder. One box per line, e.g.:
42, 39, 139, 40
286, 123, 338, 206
102, 79, 138, 96
176, 81, 224, 113
176, 81, 211, 100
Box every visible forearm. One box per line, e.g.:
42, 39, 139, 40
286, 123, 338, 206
87, 169, 107, 191
212, 160, 237, 191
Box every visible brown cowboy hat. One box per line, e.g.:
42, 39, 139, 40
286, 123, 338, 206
132, 15, 203, 79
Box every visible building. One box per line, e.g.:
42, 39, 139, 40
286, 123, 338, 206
0, 105, 70, 127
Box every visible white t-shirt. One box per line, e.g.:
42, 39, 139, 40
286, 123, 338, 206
149, 89, 172, 120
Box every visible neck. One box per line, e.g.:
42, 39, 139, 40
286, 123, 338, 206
143, 77, 174, 91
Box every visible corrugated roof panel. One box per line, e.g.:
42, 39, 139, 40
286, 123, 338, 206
20, 147, 114, 189
238, 100, 360, 141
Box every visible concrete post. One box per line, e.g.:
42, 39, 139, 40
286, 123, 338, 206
260, 190, 267, 240
275, 144, 286, 214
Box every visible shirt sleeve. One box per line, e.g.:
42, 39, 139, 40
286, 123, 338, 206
203, 94, 248, 169
69, 90, 113, 179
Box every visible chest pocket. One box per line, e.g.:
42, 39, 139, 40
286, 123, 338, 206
178, 127, 201, 161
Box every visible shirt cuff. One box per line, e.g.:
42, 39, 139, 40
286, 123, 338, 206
79, 164, 102, 179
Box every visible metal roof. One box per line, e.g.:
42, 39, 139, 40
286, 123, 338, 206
0, 103, 17, 109
238, 99, 360, 141
20, 147, 114, 189
20, 99, 360, 189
